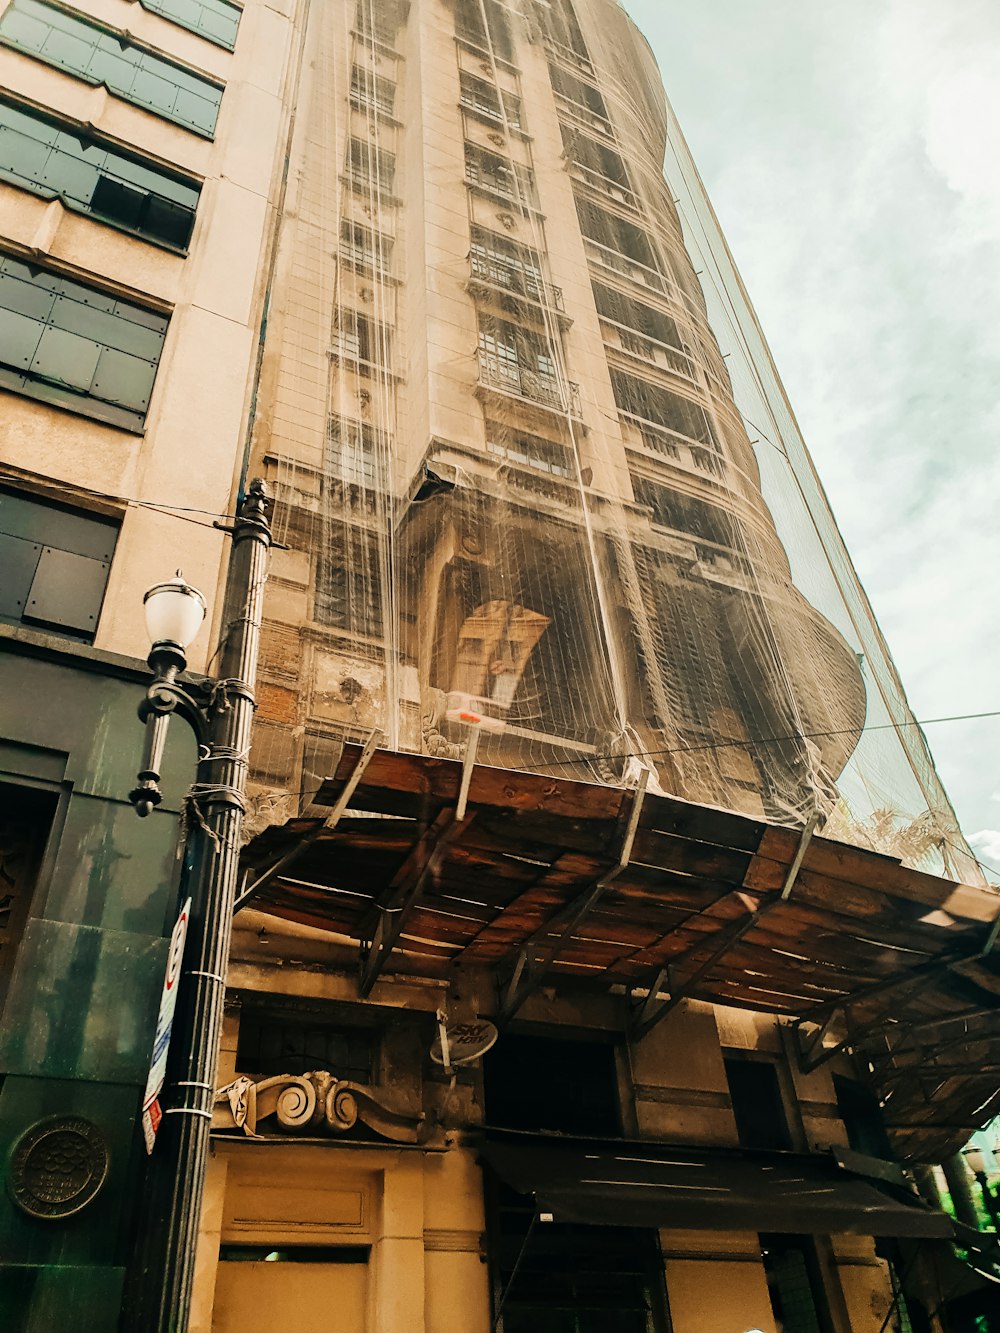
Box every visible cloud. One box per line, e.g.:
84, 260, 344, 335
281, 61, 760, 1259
626, 0, 1000, 842
969, 829, 1000, 869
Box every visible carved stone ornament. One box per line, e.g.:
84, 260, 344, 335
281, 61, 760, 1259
421, 687, 462, 759
8, 1116, 110, 1220
215, 1072, 427, 1144
496, 212, 516, 232
487, 132, 505, 148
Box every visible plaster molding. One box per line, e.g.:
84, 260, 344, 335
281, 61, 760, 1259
423, 1228, 483, 1253
633, 1083, 732, 1110
215, 1071, 427, 1143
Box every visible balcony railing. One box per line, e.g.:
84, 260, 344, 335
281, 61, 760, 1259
465, 165, 537, 210
339, 244, 392, 279
543, 34, 595, 77
345, 169, 396, 197
568, 159, 640, 211
552, 89, 613, 138
619, 412, 723, 474
350, 90, 396, 118
583, 237, 668, 295
459, 90, 523, 133
470, 253, 566, 313
601, 319, 697, 381
478, 355, 582, 417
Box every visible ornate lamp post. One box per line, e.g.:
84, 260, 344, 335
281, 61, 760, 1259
963, 1144, 1000, 1230
126, 478, 272, 1332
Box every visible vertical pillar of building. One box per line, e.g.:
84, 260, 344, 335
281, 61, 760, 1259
422, 1151, 491, 1333
371, 1155, 427, 1333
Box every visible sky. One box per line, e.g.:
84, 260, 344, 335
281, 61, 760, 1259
622, 0, 1000, 876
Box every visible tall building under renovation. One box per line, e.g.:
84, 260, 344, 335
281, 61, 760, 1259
1, 0, 999, 1330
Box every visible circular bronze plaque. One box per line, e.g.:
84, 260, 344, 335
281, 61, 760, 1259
8, 1116, 109, 1220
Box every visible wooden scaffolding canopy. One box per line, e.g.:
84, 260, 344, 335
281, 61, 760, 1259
238, 743, 1000, 1161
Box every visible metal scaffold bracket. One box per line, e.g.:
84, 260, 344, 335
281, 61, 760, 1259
629, 812, 818, 1040
232, 729, 383, 914
496, 770, 648, 1026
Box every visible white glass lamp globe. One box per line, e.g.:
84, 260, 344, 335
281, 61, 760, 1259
143, 572, 207, 650
964, 1145, 987, 1176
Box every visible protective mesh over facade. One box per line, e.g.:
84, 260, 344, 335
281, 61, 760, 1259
246, 0, 981, 882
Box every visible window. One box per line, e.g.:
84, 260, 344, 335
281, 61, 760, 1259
485, 425, 573, 478
592, 286, 681, 350
484, 1033, 621, 1135
455, 0, 514, 63
576, 199, 660, 274
465, 143, 535, 206
141, 0, 240, 49
347, 137, 395, 194
470, 225, 544, 300
724, 1057, 792, 1151
610, 373, 716, 446
632, 479, 739, 550
478, 316, 560, 407
237, 1010, 376, 1081
724, 1062, 832, 1332
349, 65, 396, 117
459, 71, 522, 130
542, 0, 591, 62
483, 1035, 666, 1333
833, 1075, 892, 1160
490, 1192, 668, 1333
315, 523, 384, 634
332, 309, 391, 371
354, 0, 404, 48
0, 0, 224, 137
0, 98, 200, 249
325, 416, 385, 488
760, 1235, 831, 1333
561, 124, 630, 192
636, 426, 680, 462
0, 487, 118, 640
549, 62, 609, 126
339, 219, 393, 276
0, 256, 168, 430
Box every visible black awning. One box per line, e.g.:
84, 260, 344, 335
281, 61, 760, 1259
481, 1135, 954, 1240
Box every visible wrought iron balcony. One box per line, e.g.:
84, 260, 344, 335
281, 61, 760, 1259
583, 237, 668, 295
603, 319, 697, 381
568, 159, 640, 211
477, 355, 582, 418
469, 253, 566, 315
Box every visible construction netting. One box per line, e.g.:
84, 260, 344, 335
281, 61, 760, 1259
243, 0, 983, 883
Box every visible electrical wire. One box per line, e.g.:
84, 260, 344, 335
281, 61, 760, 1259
527, 708, 1000, 770
0, 469, 238, 524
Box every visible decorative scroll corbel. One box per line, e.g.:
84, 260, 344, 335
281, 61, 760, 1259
214, 1071, 427, 1144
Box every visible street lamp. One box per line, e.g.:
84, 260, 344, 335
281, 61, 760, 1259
126, 478, 272, 1333
962, 1144, 1000, 1230
128, 574, 208, 818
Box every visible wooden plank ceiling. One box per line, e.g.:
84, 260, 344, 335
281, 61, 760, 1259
239, 745, 1000, 1160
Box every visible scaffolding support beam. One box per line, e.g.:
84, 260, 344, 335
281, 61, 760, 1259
233, 729, 383, 914
358, 725, 483, 997
630, 814, 817, 1040
496, 771, 648, 1026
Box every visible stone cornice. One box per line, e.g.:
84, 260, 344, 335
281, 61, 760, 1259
214, 1071, 427, 1144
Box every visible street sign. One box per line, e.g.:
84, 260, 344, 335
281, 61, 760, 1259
141, 897, 191, 1154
